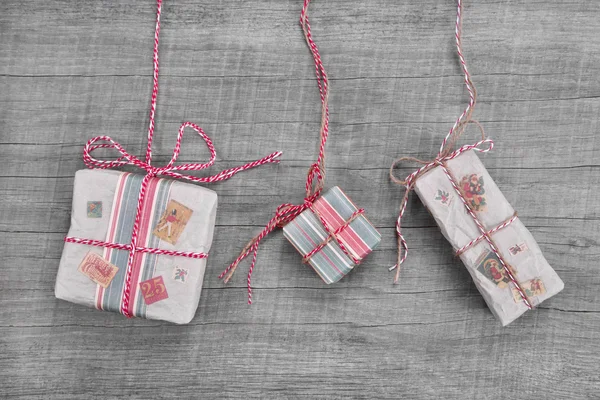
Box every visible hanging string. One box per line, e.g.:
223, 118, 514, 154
65, 0, 283, 317
145, 0, 162, 164
388, 0, 532, 308
218, 0, 330, 304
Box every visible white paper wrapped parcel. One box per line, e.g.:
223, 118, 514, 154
55, 169, 217, 324
413, 150, 564, 326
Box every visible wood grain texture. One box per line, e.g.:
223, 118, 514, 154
1, 0, 599, 398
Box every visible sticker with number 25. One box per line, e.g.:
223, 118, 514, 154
140, 276, 169, 305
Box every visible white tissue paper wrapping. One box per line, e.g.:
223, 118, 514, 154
55, 169, 217, 324
413, 150, 564, 326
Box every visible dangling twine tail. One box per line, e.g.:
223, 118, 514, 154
389, 0, 481, 283
388, 0, 533, 309
390, 0, 478, 283
388, 122, 486, 283
219, 0, 331, 304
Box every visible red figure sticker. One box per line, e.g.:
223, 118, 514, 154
139, 276, 169, 305
509, 242, 529, 256
475, 250, 516, 289
78, 252, 119, 288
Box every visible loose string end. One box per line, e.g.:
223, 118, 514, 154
393, 265, 401, 284
269, 151, 283, 163
219, 236, 260, 285
219, 242, 258, 305
220, 0, 328, 305
219, 253, 246, 283
219, 262, 238, 284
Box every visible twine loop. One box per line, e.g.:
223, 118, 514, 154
82, 123, 281, 185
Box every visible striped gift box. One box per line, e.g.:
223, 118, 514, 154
282, 186, 381, 284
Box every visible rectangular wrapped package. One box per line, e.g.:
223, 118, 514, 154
55, 169, 217, 324
282, 186, 381, 284
413, 150, 564, 326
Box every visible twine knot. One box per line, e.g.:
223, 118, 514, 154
145, 167, 160, 178
219, 0, 330, 305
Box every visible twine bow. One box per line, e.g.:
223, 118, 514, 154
64, 0, 282, 318
82, 122, 282, 184
389, 123, 490, 281
218, 158, 326, 304
389, 0, 532, 309
219, 0, 330, 304
389, 0, 478, 282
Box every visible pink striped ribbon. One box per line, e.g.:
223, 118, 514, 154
64, 0, 282, 318
302, 207, 366, 265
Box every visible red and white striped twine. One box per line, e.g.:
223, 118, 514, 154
219, 0, 330, 304
391, 139, 494, 271
302, 207, 365, 265
437, 163, 531, 308
454, 212, 518, 257
65, 238, 208, 259
389, 0, 532, 309
64, 0, 282, 318
439, 0, 475, 154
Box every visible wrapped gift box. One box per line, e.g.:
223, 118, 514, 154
413, 150, 564, 326
55, 169, 217, 324
282, 186, 381, 284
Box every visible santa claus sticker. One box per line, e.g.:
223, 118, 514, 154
475, 249, 517, 289
459, 174, 487, 212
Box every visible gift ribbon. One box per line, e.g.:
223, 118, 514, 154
388, 0, 532, 309
218, 0, 333, 304
302, 207, 366, 265
64, 0, 282, 318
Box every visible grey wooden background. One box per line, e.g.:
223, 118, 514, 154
1, 0, 599, 398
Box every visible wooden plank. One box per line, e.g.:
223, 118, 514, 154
1, 0, 599, 398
